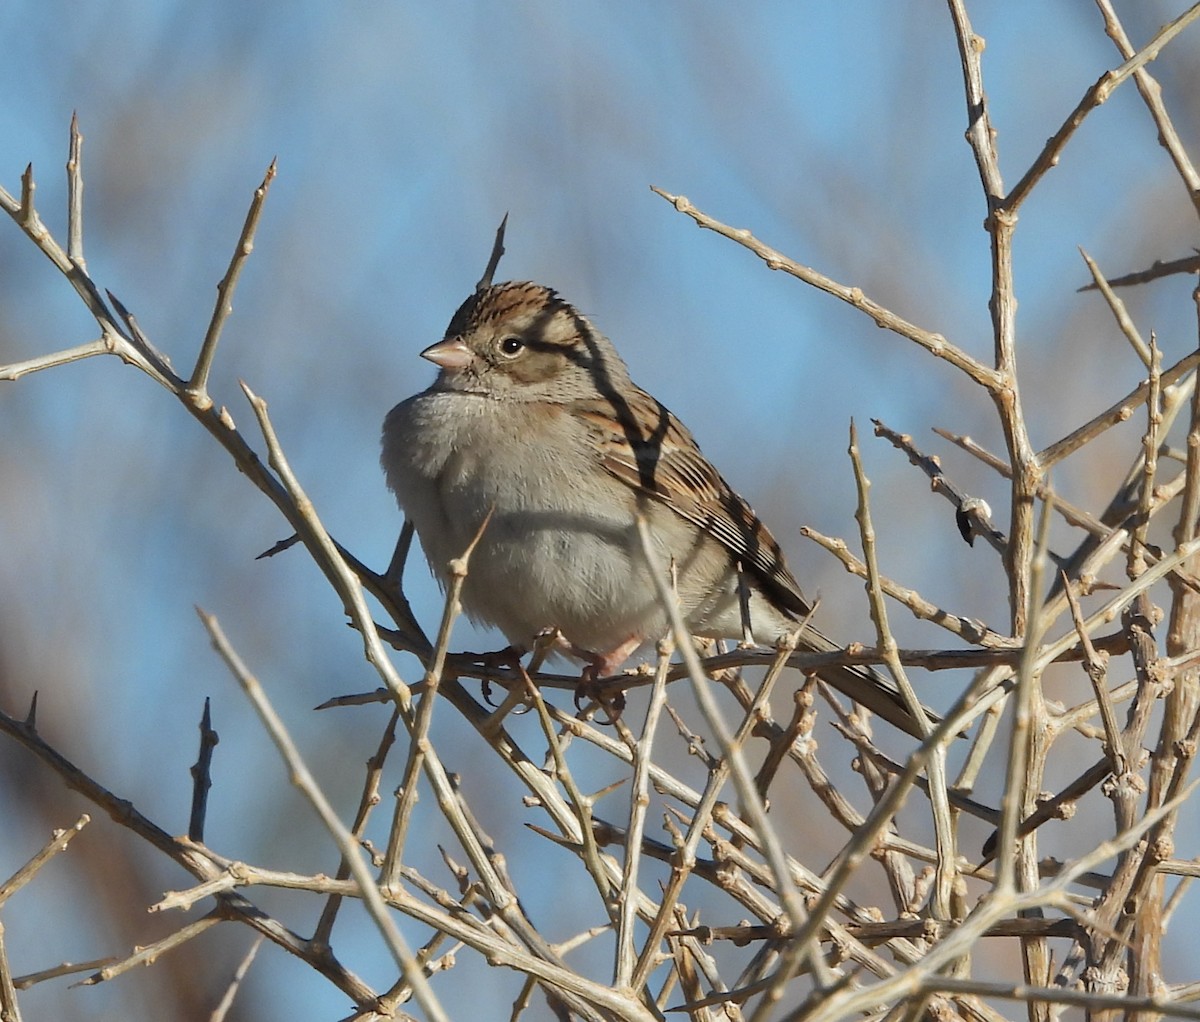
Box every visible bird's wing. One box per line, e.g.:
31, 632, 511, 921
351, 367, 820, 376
573, 387, 940, 740
574, 386, 811, 617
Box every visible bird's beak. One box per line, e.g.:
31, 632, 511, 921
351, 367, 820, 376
421, 337, 473, 370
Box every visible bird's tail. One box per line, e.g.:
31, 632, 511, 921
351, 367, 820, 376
797, 626, 940, 739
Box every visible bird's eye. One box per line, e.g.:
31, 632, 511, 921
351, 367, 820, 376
498, 336, 524, 357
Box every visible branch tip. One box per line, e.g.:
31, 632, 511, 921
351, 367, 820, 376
476, 214, 508, 291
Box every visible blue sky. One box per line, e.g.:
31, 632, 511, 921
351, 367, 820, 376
2, 3, 1199, 1019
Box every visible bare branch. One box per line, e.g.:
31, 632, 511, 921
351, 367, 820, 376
188, 160, 277, 400
650, 186, 1002, 388
476, 213, 509, 291
1004, 4, 1200, 212
195, 608, 449, 1022
66, 112, 84, 266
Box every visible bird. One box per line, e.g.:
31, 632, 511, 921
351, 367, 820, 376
382, 279, 928, 736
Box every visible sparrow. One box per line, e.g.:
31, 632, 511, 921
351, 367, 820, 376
382, 280, 926, 735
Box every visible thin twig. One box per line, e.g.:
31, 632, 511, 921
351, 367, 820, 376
1079, 248, 1150, 365
77, 912, 224, 987
520, 674, 616, 913
873, 417, 1010, 558
0, 815, 90, 905
0, 921, 23, 1022
947, 0, 1040, 645
476, 213, 508, 291
1129, 336, 1163, 578
631, 637, 796, 992
746, 666, 997, 1022
0, 339, 109, 382
0, 708, 379, 1004
918, 975, 1200, 1021
66, 112, 84, 267
188, 160, 277, 399
614, 645, 671, 991
848, 420, 956, 920
1003, 4, 1200, 213
1079, 252, 1200, 292
781, 782, 1199, 1022
383, 510, 491, 883
801, 525, 1013, 647
1093, 0, 1200, 215
650, 186, 1001, 388
632, 516, 831, 994
1062, 577, 1123, 773
1039, 349, 1200, 468
936, 423, 1200, 597
210, 935, 264, 1022
196, 609, 449, 1022
313, 707, 400, 947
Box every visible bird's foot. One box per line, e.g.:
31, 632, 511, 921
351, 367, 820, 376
570, 636, 642, 723
447, 645, 528, 706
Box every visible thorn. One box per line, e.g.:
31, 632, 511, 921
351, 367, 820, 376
256, 533, 301, 559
